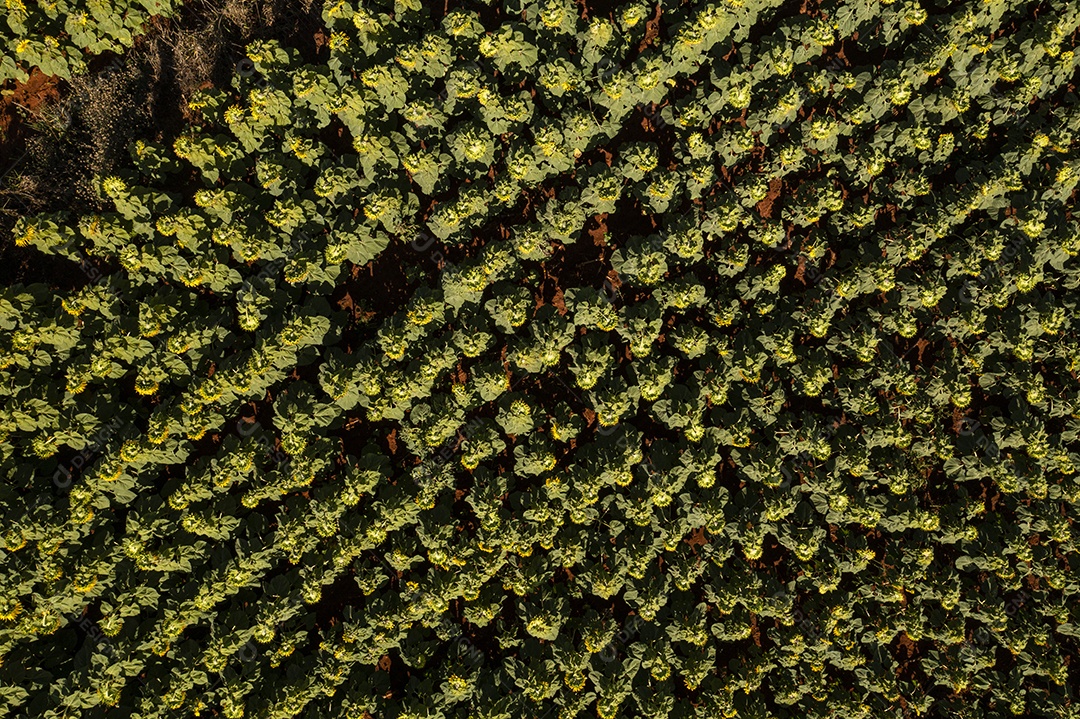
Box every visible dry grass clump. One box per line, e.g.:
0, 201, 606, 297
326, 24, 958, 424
0, 0, 321, 284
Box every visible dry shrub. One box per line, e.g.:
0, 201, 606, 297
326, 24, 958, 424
144, 0, 320, 110
0, 0, 323, 254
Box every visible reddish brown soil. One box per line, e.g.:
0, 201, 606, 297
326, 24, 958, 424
588, 214, 609, 246
0, 69, 60, 155
640, 5, 663, 51
756, 177, 784, 219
